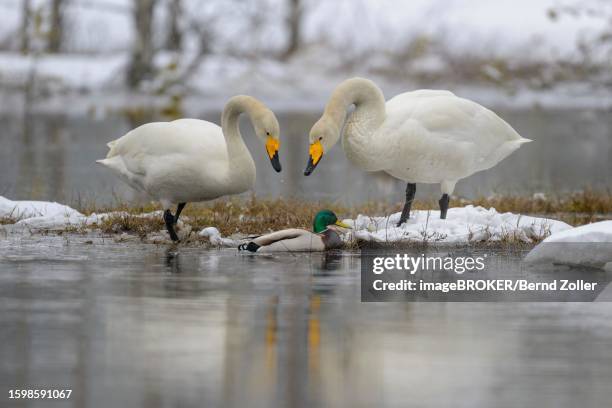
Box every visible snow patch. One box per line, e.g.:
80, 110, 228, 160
344, 205, 570, 244
0, 196, 84, 228
525, 221, 612, 270
0, 196, 166, 230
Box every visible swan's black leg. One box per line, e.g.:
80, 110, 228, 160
164, 209, 179, 241
174, 202, 186, 224
397, 183, 416, 226
439, 194, 450, 219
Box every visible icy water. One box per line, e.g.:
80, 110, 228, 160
0, 107, 610, 206
2, 236, 612, 408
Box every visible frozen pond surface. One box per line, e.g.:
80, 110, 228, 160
0, 108, 610, 206
2, 235, 612, 408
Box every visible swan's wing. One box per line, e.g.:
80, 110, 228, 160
385, 92, 522, 145
108, 119, 226, 158
103, 119, 228, 177
381, 117, 477, 180
385, 90, 456, 120
379, 91, 528, 178
388, 89, 456, 101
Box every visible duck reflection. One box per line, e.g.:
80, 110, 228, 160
318, 252, 343, 273
165, 247, 181, 273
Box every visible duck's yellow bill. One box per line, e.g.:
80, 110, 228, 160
335, 220, 351, 229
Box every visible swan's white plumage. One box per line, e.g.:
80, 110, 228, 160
98, 118, 255, 208
336, 83, 530, 194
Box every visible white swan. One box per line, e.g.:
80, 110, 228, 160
97, 95, 282, 241
304, 78, 531, 225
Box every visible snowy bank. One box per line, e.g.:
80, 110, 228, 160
0, 196, 163, 230
525, 221, 612, 271
199, 206, 570, 248
1, 197, 573, 247
0, 196, 83, 227
0, 195, 232, 244
343, 206, 571, 244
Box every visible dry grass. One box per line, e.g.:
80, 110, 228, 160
463, 189, 612, 225
0, 216, 18, 225
97, 213, 165, 238
75, 190, 612, 238
0, 207, 23, 225
83, 197, 392, 237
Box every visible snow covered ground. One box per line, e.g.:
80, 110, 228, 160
3, 196, 609, 262
0, 195, 161, 230
343, 206, 571, 244
0, 196, 575, 247
525, 221, 612, 271
0, 195, 81, 222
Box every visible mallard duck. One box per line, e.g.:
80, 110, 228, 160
238, 210, 350, 252
97, 95, 282, 241
304, 77, 530, 225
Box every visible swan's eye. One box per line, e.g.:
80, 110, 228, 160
319, 136, 323, 141
266, 132, 270, 136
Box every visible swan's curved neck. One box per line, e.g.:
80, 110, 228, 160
220, 96, 262, 182
221, 96, 263, 152
323, 78, 386, 138
320, 78, 386, 170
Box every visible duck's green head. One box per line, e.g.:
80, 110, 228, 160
313, 210, 350, 233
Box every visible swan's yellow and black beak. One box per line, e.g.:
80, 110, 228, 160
266, 137, 281, 173
304, 140, 323, 176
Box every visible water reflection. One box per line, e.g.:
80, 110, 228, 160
0, 107, 610, 205
165, 247, 181, 273
318, 252, 343, 272
1, 237, 612, 407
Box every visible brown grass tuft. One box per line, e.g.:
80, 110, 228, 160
0, 216, 18, 225
97, 214, 165, 238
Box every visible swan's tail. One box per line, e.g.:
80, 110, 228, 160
97, 139, 121, 163
476, 137, 531, 172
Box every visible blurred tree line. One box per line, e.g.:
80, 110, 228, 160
19, 0, 65, 53
8, 0, 612, 94
15, 0, 304, 89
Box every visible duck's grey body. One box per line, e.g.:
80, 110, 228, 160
247, 226, 345, 252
